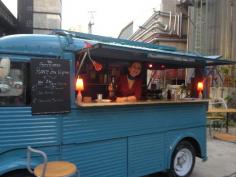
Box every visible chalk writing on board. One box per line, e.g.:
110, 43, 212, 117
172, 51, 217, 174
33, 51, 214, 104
31, 59, 70, 114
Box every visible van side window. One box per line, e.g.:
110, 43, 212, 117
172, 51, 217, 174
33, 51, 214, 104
0, 59, 27, 106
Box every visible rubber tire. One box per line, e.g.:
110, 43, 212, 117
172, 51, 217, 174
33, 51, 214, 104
168, 141, 196, 177
1, 170, 35, 177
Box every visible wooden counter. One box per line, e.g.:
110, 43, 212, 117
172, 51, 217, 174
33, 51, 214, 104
77, 99, 208, 108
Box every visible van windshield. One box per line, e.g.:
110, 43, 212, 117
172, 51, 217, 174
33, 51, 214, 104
0, 58, 26, 106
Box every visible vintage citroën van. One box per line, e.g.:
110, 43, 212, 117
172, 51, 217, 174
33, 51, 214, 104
0, 30, 232, 177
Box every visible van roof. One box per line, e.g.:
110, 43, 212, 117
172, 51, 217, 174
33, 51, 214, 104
0, 30, 234, 68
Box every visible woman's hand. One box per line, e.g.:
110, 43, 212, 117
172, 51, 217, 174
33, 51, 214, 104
116, 96, 137, 103
116, 97, 127, 103
127, 96, 137, 102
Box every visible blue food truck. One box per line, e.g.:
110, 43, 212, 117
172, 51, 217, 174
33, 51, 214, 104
0, 30, 232, 177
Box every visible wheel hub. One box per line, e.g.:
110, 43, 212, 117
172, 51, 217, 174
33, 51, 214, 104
174, 148, 193, 176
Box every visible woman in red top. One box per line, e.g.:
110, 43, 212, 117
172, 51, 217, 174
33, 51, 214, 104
116, 62, 142, 102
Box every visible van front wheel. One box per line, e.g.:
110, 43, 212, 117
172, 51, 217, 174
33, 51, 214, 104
168, 141, 196, 177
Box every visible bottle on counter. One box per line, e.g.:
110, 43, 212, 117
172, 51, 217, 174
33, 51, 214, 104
108, 76, 117, 100
104, 74, 108, 84
167, 89, 172, 100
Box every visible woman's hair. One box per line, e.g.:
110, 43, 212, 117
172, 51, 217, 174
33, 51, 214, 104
128, 61, 142, 68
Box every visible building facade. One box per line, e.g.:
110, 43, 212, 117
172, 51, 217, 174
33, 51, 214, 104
188, 0, 236, 87
18, 0, 61, 34
119, 0, 190, 51
118, 22, 133, 40
188, 0, 236, 60
0, 0, 17, 36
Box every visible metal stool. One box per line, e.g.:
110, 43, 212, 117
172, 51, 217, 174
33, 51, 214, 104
27, 146, 79, 177
207, 115, 225, 137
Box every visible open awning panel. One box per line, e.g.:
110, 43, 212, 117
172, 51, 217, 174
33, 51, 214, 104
78, 42, 235, 69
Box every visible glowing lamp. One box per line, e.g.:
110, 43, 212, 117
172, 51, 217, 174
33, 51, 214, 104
197, 81, 203, 98
197, 82, 203, 91
148, 64, 153, 68
76, 77, 84, 102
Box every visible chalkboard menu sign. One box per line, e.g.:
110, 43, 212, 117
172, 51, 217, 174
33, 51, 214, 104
31, 59, 70, 114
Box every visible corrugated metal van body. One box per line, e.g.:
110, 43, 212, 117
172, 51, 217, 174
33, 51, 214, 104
61, 102, 207, 177
0, 107, 60, 150
0, 107, 61, 174
0, 102, 207, 177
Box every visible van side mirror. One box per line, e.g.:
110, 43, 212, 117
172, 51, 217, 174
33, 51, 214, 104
0, 57, 11, 79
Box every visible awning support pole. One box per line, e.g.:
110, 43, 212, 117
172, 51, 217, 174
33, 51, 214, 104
76, 51, 88, 77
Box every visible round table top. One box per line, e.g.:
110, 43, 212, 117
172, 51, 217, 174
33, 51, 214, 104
34, 161, 77, 177
208, 108, 236, 113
